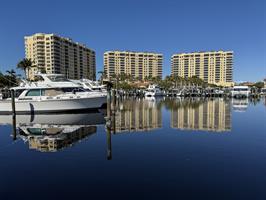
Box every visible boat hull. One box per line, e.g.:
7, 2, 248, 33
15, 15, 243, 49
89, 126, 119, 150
0, 96, 106, 115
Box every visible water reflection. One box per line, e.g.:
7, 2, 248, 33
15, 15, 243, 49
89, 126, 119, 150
106, 97, 233, 133
232, 98, 249, 112
109, 98, 163, 133
18, 125, 97, 152
0, 111, 106, 125
0, 98, 265, 199
168, 98, 231, 132
0, 111, 106, 152
0, 97, 251, 153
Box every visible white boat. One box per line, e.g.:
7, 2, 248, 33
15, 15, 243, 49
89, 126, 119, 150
231, 86, 250, 98
0, 74, 107, 114
71, 79, 107, 93
145, 84, 164, 97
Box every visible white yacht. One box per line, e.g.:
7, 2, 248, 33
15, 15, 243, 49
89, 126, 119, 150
0, 74, 107, 114
145, 84, 164, 97
231, 86, 250, 98
71, 79, 107, 93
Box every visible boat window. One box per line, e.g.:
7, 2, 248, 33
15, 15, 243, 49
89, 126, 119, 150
73, 88, 86, 92
26, 89, 41, 96
41, 89, 64, 96
62, 87, 76, 93
234, 88, 248, 91
61, 87, 84, 93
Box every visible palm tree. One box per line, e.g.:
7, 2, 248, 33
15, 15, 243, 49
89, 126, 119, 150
17, 58, 34, 79
98, 70, 108, 84
6, 69, 17, 87
6, 69, 16, 77
0, 71, 7, 87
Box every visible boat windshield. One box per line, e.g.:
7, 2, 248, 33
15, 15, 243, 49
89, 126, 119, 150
233, 88, 248, 91
47, 75, 69, 82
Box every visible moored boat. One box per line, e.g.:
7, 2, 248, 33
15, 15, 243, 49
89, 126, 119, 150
0, 74, 107, 114
145, 84, 164, 97
231, 86, 250, 98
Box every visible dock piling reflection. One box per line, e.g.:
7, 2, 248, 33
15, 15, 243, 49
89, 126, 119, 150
12, 114, 16, 141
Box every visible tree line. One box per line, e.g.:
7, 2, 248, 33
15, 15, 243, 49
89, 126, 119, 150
0, 58, 35, 88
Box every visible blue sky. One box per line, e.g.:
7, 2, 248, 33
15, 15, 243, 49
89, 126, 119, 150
0, 0, 265, 81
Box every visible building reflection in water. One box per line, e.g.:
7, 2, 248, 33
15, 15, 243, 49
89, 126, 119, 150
169, 98, 231, 132
110, 98, 162, 133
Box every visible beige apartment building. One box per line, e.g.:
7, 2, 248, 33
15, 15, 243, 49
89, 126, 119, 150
104, 51, 163, 80
25, 33, 96, 80
171, 51, 233, 87
171, 99, 231, 132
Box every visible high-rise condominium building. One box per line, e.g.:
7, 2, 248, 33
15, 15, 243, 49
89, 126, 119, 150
104, 51, 163, 80
25, 33, 96, 80
171, 51, 233, 86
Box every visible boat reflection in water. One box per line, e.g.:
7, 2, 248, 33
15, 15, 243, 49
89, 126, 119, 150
19, 124, 97, 152
232, 98, 249, 112
167, 98, 232, 132
0, 111, 106, 152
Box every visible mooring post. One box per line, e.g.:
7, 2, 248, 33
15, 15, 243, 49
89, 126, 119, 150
11, 89, 16, 140
11, 89, 16, 117
107, 91, 111, 119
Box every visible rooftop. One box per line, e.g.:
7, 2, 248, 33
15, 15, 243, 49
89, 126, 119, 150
24, 33, 92, 49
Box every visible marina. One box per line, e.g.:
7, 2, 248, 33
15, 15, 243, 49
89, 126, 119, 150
0, 0, 265, 198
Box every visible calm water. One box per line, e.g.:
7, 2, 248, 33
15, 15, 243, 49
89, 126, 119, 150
0, 98, 266, 200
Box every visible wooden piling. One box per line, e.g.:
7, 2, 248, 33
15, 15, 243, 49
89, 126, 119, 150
11, 89, 16, 117
11, 89, 16, 140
